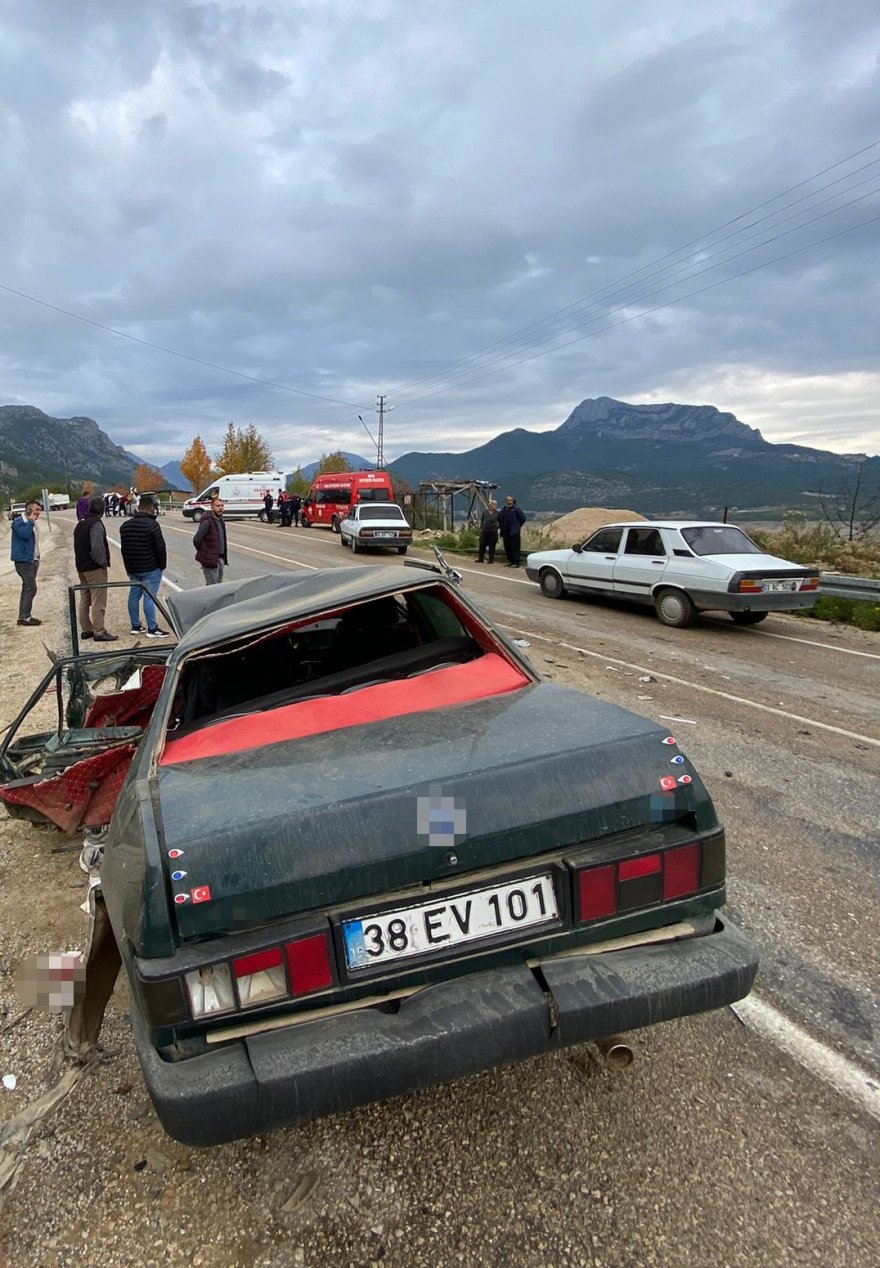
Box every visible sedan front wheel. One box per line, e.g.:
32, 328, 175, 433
654, 588, 696, 628
539, 569, 567, 600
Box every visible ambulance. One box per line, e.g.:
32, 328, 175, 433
181, 472, 286, 521
301, 470, 394, 532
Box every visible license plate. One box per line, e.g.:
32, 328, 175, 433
374, 532, 394, 538
342, 873, 559, 970
762, 579, 798, 593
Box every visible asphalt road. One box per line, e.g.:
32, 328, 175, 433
13, 510, 876, 1268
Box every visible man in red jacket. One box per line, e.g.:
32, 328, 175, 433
193, 497, 229, 584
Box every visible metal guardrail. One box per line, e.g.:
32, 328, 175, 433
818, 574, 880, 603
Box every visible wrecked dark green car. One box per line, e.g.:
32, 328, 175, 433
0, 562, 757, 1146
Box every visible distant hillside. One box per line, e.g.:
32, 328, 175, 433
299, 451, 373, 481
160, 460, 192, 491
0, 405, 145, 496
389, 397, 879, 517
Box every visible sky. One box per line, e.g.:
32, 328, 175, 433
0, 0, 878, 468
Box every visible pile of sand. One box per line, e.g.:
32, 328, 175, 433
543, 507, 645, 545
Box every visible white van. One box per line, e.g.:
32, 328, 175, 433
182, 472, 286, 522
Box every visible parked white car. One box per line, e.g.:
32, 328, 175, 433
339, 503, 413, 555
525, 521, 820, 627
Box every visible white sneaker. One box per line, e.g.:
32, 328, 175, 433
146, 627, 169, 638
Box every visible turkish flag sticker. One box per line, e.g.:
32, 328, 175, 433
191, 885, 212, 904
659, 775, 678, 791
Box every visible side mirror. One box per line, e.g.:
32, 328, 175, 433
571, 542, 583, 553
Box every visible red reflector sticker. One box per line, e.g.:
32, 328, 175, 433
233, 947, 283, 979
286, 934, 333, 994
663, 844, 701, 900
618, 854, 661, 881
577, 864, 617, 921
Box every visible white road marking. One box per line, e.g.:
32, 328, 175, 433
732, 995, 880, 1122
499, 623, 880, 748
749, 627, 880, 660
160, 521, 320, 571
105, 533, 182, 590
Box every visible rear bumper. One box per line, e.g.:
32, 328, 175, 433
690, 589, 817, 613
132, 916, 757, 1146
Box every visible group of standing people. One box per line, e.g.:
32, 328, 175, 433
476, 495, 527, 567
73, 494, 170, 640
263, 490, 302, 527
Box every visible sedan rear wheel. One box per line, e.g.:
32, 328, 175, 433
351, 536, 361, 553
654, 588, 695, 628
331, 516, 341, 534
539, 569, 566, 600
730, 610, 769, 625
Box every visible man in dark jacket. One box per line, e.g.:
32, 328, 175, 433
193, 497, 228, 584
475, 500, 499, 563
75, 488, 91, 520
10, 500, 42, 626
73, 495, 117, 641
290, 494, 302, 527
498, 496, 526, 566
119, 495, 169, 637
263, 491, 274, 524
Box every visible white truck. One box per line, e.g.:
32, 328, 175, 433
181, 472, 286, 522
47, 492, 71, 509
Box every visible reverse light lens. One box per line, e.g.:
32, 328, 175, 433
185, 963, 235, 1017
233, 947, 287, 1006
286, 933, 333, 995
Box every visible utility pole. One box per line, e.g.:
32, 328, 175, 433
376, 394, 386, 469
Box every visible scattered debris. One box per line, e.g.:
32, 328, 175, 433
638, 674, 656, 684
2, 1075, 17, 1092
511, 639, 530, 648
724, 771, 734, 778
280, 1170, 320, 1214
637, 695, 653, 701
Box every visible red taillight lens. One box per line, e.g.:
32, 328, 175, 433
232, 946, 287, 1006
233, 947, 283, 978
578, 864, 617, 921
618, 854, 661, 881
801, 576, 819, 591
286, 933, 333, 995
662, 843, 701, 900
737, 579, 762, 593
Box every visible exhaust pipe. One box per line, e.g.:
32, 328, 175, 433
595, 1035, 634, 1070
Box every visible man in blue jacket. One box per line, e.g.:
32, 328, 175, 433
498, 495, 526, 567
10, 500, 42, 626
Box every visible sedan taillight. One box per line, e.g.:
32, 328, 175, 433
574, 837, 723, 925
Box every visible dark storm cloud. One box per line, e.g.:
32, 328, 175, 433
0, 0, 878, 467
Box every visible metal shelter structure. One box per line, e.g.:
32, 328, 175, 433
413, 479, 499, 530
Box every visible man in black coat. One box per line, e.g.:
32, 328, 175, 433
498, 496, 526, 566
73, 496, 117, 641
119, 495, 169, 636
263, 491, 274, 524
475, 500, 499, 563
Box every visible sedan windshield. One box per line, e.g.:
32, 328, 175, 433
359, 506, 406, 521
681, 526, 763, 555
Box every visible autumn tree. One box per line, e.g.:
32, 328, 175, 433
314, 451, 353, 477
131, 463, 166, 491
215, 421, 274, 474
179, 434, 216, 494
287, 465, 310, 498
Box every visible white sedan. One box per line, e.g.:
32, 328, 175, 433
339, 503, 413, 555
525, 520, 820, 627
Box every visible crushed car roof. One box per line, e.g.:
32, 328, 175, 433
166, 566, 443, 651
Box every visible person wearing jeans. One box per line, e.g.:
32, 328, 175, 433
193, 497, 228, 584
119, 494, 169, 637
10, 500, 42, 626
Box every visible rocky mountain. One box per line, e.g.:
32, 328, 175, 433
160, 460, 192, 491
299, 451, 373, 480
390, 397, 878, 517
0, 405, 145, 496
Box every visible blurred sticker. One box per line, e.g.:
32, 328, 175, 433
678, 775, 693, 785
670, 755, 685, 765
168, 849, 184, 859
659, 776, 678, 791
171, 870, 187, 881
662, 737, 677, 746
174, 893, 189, 905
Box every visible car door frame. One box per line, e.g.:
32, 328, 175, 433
565, 526, 625, 595
612, 527, 671, 605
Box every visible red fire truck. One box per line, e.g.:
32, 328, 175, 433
301, 470, 395, 532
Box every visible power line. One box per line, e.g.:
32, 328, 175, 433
402, 211, 880, 404
395, 184, 880, 405
390, 138, 880, 400
0, 281, 372, 412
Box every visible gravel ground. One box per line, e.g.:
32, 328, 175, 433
1, 520, 877, 1268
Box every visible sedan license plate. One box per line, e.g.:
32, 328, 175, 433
762, 579, 798, 593
374, 532, 394, 538
342, 873, 558, 971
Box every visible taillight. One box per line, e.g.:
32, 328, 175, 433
737, 579, 763, 593
574, 838, 720, 924
233, 947, 287, 1006
184, 963, 236, 1017
286, 933, 333, 995
801, 576, 819, 591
